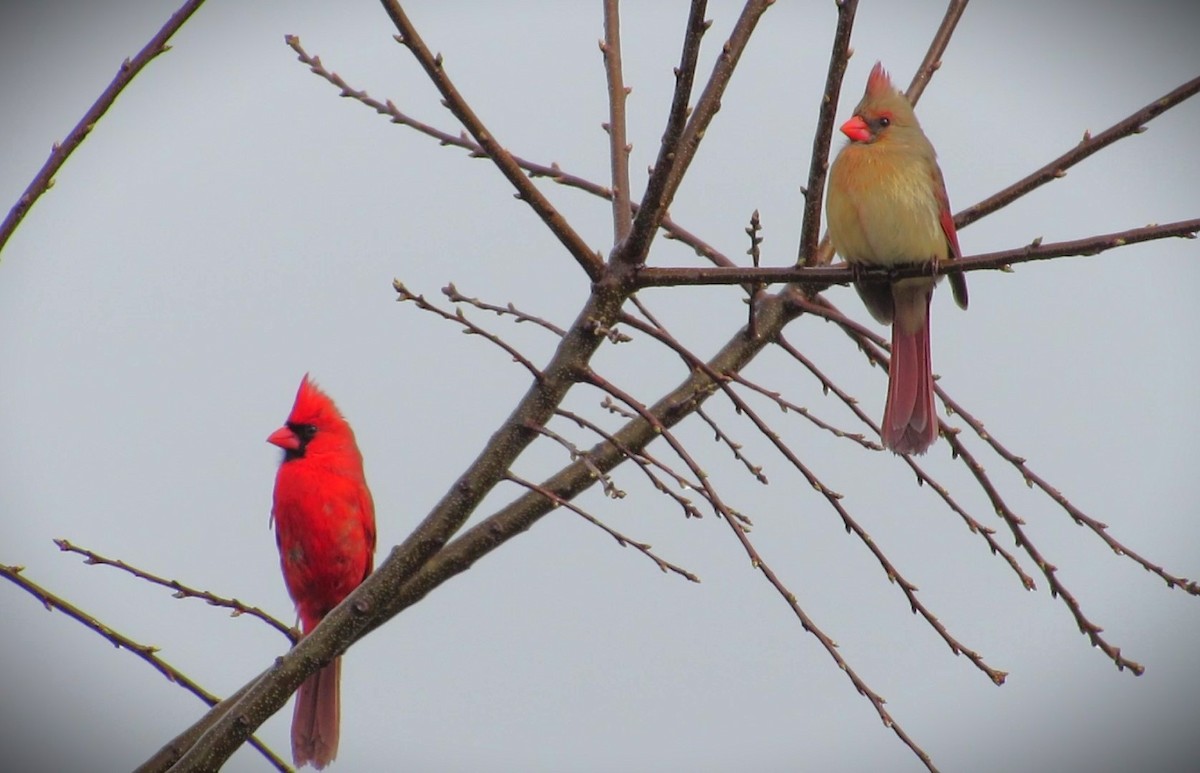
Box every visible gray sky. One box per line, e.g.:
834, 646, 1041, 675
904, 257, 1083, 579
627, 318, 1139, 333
2, 2, 1198, 771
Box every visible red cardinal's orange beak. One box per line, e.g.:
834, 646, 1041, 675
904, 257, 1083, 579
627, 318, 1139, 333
267, 426, 301, 450
839, 115, 871, 143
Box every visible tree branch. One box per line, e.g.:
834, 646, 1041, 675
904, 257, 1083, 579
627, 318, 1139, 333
505, 472, 700, 582
617, 0, 709, 264
54, 538, 295, 642
956, 75, 1200, 229
0, 0, 208, 258
0, 562, 289, 771
634, 219, 1200, 287
379, 1, 605, 280
601, 0, 633, 242
620, 0, 770, 267
904, 0, 970, 104
798, 0, 857, 266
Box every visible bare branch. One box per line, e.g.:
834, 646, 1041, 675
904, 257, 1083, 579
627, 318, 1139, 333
0, 562, 289, 771
581, 369, 743, 526
505, 473, 700, 582
526, 420, 624, 499
555, 407, 707, 520
618, 0, 710, 265
0, 0, 208, 257
634, 219, 1200, 288
726, 370, 883, 451
54, 539, 295, 643
776, 332, 1038, 591
694, 404, 769, 483
798, 295, 1155, 675
601, 0, 633, 242
956, 75, 1200, 229
443, 282, 567, 336
934, 390, 1200, 596
944, 434, 1146, 675
378, 3, 606, 280
621, 0, 773, 266
395, 280, 545, 381
614, 303, 1007, 688
798, 0, 858, 266
746, 209, 767, 336
283, 32, 754, 285
904, 0, 970, 104
579, 364, 939, 761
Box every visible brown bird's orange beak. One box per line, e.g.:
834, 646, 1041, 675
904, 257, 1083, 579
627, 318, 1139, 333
267, 426, 301, 450
840, 115, 871, 143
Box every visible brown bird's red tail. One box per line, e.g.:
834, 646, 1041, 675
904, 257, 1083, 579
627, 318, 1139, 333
883, 294, 939, 455
292, 657, 341, 769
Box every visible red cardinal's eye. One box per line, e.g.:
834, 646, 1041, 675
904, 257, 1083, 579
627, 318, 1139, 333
878, 116, 891, 128
289, 423, 318, 442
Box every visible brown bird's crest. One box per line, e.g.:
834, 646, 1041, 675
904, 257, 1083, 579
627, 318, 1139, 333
865, 61, 895, 99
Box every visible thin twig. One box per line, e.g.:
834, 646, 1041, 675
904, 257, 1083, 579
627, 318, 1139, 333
620, 0, 710, 265
581, 366, 938, 755
800, 294, 1149, 675
905, 0, 970, 104
614, 299, 1007, 685
0, 0, 209, 256
934, 389, 1200, 596
526, 421, 624, 499
652, 326, 1007, 686
725, 370, 882, 451
555, 407, 707, 519
505, 473, 700, 582
776, 332, 1037, 591
746, 209, 766, 337
956, 75, 1200, 230
395, 280, 545, 380
943, 433, 1146, 675
0, 562, 290, 771
378, 4, 605, 280
634, 219, 1200, 288
443, 282, 567, 336
622, 0, 776, 268
798, 0, 858, 266
281, 34, 746, 279
601, 0, 633, 243
54, 539, 296, 643
694, 404, 769, 483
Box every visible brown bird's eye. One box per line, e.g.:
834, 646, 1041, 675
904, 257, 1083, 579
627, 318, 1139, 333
878, 116, 891, 128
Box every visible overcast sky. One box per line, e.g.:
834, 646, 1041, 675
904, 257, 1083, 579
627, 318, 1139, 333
2, 2, 1198, 771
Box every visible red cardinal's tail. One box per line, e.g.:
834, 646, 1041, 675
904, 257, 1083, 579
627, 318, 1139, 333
292, 657, 341, 769
883, 292, 938, 455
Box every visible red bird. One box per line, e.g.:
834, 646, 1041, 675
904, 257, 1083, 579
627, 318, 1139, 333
826, 62, 969, 455
268, 375, 376, 769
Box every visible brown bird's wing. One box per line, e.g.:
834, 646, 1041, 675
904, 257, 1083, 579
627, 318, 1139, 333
932, 165, 969, 310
